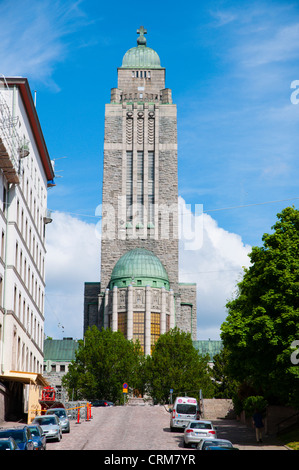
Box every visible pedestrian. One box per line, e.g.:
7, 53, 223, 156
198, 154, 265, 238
252, 409, 264, 443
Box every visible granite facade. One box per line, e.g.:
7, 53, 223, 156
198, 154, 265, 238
84, 39, 197, 343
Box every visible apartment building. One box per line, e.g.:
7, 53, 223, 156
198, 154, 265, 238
0, 76, 54, 422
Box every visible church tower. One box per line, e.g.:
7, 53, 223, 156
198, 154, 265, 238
84, 27, 197, 354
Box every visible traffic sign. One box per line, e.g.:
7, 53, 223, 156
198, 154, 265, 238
123, 383, 128, 393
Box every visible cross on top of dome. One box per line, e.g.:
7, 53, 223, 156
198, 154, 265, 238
137, 26, 147, 46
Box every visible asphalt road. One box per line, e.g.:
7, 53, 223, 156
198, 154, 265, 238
43, 405, 288, 451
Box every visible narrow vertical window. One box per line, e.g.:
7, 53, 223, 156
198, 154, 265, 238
148, 151, 155, 225
137, 151, 144, 224
126, 151, 133, 223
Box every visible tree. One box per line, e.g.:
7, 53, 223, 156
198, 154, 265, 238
62, 326, 143, 403
146, 328, 214, 403
221, 207, 299, 406
212, 348, 239, 399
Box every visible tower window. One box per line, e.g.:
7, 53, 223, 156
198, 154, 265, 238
148, 151, 155, 225
133, 312, 145, 351
126, 151, 133, 222
118, 313, 127, 337
151, 312, 160, 352
137, 151, 144, 224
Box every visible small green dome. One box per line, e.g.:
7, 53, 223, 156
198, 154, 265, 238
110, 248, 169, 289
120, 25, 162, 69
121, 46, 162, 69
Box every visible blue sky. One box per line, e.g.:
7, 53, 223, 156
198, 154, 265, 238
1, 0, 298, 340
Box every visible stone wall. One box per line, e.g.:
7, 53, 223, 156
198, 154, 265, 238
177, 283, 197, 341
83, 282, 101, 333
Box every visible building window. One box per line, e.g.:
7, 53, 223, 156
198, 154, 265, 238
126, 151, 133, 222
148, 151, 155, 224
151, 312, 160, 351
133, 312, 145, 351
137, 151, 144, 224
118, 313, 127, 337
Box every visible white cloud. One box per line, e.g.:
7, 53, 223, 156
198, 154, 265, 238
0, 0, 89, 87
44, 202, 251, 342
44, 211, 100, 339
179, 198, 251, 340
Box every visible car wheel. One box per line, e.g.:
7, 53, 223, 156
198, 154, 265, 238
57, 432, 61, 442
183, 440, 189, 448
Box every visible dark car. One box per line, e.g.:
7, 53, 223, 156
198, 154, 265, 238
91, 399, 114, 407
0, 426, 34, 450
0, 437, 19, 450
28, 424, 46, 450
198, 438, 238, 450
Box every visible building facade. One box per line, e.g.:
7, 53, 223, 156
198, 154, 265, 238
84, 27, 197, 354
43, 338, 79, 400
0, 77, 54, 421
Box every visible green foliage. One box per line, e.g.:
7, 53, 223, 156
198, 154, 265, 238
221, 207, 299, 406
243, 396, 268, 417
146, 328, 214, 403
62, 326, 143, 403
212, 348, 240, 399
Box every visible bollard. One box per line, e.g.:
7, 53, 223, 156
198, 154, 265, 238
76, 407, 80, 424
86, 403, 90, 422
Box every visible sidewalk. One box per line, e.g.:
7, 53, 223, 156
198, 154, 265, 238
214, 419, 288, 450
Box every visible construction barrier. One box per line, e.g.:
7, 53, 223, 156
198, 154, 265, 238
31, 401, 92, 423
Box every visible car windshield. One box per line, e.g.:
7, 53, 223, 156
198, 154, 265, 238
0, 430, 25, 443
190, 422, 212, 429
176, 404, 196, 414
47, 410, 66, 417
204, 440, 232, 448
0, 441, 12, 449
28, 426, 40, 436
34, 417, 56, 426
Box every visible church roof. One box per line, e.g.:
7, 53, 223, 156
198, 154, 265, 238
193, 340, 223, 362
110, 248, 169, 289
120, 26, 162, 69
44, 338, 79, 362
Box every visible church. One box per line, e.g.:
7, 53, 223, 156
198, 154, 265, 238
84, 27, 197, 355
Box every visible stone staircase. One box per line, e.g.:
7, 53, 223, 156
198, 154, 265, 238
202, 399, 235, 420
127, 397, 154, 406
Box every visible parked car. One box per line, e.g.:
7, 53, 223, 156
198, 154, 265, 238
197, 438, 237, 450
183, 420, 217, 448
45, 408, 70, 433
91, 400, 114, 407
32, 415, 62, 442
28, 424, 47, 450
0, 437, 19, 450
0, 426, 34, 450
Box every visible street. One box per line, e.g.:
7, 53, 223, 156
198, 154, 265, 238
45, 405, 287, 451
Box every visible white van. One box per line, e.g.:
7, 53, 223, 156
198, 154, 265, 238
170, 396, 199, 431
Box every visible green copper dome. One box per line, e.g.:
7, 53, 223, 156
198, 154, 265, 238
120, 26, 162, 69
110, 248, 169, 289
